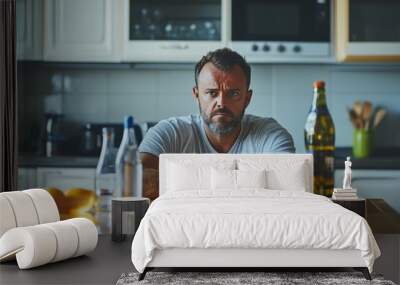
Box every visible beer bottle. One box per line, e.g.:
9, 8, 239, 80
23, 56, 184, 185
304, 81, 335, 197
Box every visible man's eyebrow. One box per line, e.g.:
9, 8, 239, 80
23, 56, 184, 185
204, 88, 241, 91
226, 88, 241, 93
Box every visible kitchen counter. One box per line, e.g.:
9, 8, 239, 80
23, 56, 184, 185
19, 155, 98, 168
334, 147, 400, 170
19, 147, 400, 169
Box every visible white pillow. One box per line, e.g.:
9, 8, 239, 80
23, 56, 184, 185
211, 168, 236, 190
237, 159, 309, 191
167, 162, 210, 191
237, 169, 267, 189
211, 168, 267, 190
167, 160, 235, 191
266, 162, 307, 191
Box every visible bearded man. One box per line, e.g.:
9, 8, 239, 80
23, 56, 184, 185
139, 48, 295, 200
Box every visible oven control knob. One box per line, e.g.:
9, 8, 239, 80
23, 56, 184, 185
252, 44, 259, 52
277, 45, 286, 53
293, 45, 302, 53
262, 44, 270, 52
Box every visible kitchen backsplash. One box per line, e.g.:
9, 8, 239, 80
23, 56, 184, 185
18, 63, 400, 153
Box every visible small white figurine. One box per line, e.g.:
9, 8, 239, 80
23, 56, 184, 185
342, 156, 352, 189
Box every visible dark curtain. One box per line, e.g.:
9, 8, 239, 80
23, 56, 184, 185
0, 0, 17, 192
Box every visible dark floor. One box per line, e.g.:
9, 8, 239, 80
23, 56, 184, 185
0, 235, 133, 285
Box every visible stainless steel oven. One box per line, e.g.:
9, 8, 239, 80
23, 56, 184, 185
230, 0, 332, 61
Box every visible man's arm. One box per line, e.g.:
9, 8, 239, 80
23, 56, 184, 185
138, 118, 184, 200
141, 152, 159, 201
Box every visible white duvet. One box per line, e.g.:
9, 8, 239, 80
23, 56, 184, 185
131, 190, 380, 273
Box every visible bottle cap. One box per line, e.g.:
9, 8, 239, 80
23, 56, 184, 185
124, 116, 134, 128
313, 80, 325, 89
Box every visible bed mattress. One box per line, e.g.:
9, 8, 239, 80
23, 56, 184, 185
131, 189, 380, 273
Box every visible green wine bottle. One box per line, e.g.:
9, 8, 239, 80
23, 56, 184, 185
304, 81, 335, 197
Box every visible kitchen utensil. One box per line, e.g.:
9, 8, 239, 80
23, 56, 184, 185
353, 101, 363, 117
348, 108, 363, 129
361, 101, 372, 129
373, 108, 386, 129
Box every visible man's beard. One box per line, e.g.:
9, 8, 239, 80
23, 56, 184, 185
199, 103, 244, 135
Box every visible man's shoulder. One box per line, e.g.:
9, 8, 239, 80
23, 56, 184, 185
139, 115, 201, 155
244, 114, 284, 133
155, 114, 200, 130
243, 114, 295, 153
149, 114, 201, 136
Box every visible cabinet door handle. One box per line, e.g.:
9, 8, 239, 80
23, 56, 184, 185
160, 43, 189, 50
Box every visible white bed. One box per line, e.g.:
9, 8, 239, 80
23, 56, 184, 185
131, 154, 380, 280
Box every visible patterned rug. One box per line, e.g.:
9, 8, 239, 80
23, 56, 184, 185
116, 271, 396, 285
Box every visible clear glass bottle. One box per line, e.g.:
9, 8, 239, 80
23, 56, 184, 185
304, 81, 335, 197
95, 127, 117, 234
115, 116, 143, 198
123, 144, 143, 197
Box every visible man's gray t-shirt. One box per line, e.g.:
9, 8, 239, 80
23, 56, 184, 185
139, 114, 295, 155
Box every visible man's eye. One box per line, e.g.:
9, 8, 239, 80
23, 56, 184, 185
207, 90, 218, 97
229, 91, 241, 98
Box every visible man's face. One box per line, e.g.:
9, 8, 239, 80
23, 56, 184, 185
193, 62, 252, 135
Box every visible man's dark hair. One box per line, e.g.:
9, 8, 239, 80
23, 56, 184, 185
195, 48, 251, 89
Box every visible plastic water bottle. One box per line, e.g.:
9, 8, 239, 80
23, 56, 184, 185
95, 127, 117, 234
115, 116, 143, 198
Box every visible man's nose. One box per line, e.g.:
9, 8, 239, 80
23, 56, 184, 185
216, 93, 227, 108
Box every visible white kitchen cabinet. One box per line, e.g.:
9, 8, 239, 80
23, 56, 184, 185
335, 0, 400, 62
43, 0, 122, 62
335, 169, 400, 213
36, 167, 96, 192
16, 0, 43, 60
18, 168, 37, 190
